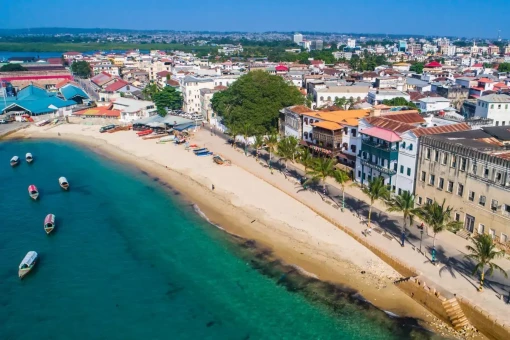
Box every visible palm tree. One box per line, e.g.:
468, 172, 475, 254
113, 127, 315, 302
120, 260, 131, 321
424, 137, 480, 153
240, 123, 253, 155
465, 234, 508, 291
305, 157, 336, 197
228, 124, 240, 148
386, 191, 421, 247
253, 134, 265, 161
264, 133, 279, 170
298, 146, 314, 173
142, 82, 160, 100
362, 177, 390, 229
277, 136, 300, 169
333, 169, 350, 211
418, 199, 463, 263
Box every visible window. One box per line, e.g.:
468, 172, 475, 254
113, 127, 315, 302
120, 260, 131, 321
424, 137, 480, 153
304, 132, 309, 139
426, 197, 433, 204
351, 129, 357, 137
441, 153, 448, 165
304, 118, 309, 125
420, 171, 426, 181
484, 168, 489, 178
472, 163, 477, 174
478, 224, 485, 234
425, 148, 431, 159
496, 172, 502, 182
401, 142, 406, 149
455, 213, 461, 222
504, 204, 510, 216
344, 127, 348, 134
501, 233, 508, 244
417, 196, 422, 205
457, 184, 464, 196
407, 167, 411, 176
503, 121, 506, 126
438, 178, 444, 190
496, 121, 500, 126
429, 174, 435, 186
498, 104, 502, 109
489, 229, 496, 239
451, 155, 457, 168
468, 191, 475, 201
309, 133, 313, 140
446, 181, 454, 192
479, 195, 486, 206
491, 199, 498, 212
398, 188, 402, 195
460, 157, 467, 171
409, 144, 413, 151
393, 162, 397, 171
400, 165, 404, 174
351, 145, 356, 153
358, 171, 361, 178
491, 104, 494, 109
434, 150, 439, 162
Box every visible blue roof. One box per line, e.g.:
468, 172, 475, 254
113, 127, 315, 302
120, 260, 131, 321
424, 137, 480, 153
0, 85, 77, 115
60, 85, 89, 101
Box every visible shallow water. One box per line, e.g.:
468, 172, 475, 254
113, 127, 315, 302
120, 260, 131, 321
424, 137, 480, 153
0, 140, 441, 339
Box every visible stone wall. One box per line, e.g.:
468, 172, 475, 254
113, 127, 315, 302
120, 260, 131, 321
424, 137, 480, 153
458, 297, 510, 340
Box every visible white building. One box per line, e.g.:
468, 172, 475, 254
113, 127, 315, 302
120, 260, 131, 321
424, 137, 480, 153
92, 63, 120, 76
314, 86, 369, 109
418, 97, 451, 113
367, 90, 410, 105
474, 94, 510, 126
111, 97, 157, 122
182, 76, 215, 113
294, 33, 303, 45
347, 39, 356, 48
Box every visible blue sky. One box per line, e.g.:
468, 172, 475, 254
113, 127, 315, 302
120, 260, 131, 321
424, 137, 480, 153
3, 0, 506, 38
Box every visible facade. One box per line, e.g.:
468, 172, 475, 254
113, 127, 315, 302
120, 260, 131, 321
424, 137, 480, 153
0, 70, 73, 90
293, 33, 303, 45
434, 85, 469, 110
416, 130, 510, 243
199, 88, 220, 121
182, 76, 215, 113
418, 97, 451, 113
367, 90, 410, 105
92, 63, 120, 76
111, 97, 156, 122
474, 94, 510, 126
314, 86, 369, 108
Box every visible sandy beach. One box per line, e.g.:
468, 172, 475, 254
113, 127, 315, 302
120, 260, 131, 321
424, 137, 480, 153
5, 123, 466, 337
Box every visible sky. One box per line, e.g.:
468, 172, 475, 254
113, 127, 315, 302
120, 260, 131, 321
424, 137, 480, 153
2, 0, 507, 39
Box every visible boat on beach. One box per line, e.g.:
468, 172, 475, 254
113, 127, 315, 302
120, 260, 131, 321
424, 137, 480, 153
44, 214, 56, 234
18, 251, 38, 279
35, 119, 50, 127
26, 153, 34, 163
136, 129, 153, 136
10, 156, 20, 166
159, 135, 176, 143
213, 155, 231, 165
59, 177, 69, 190
28, 185, 39, 200
196, 151, 213, 157
193, 148, 208, 153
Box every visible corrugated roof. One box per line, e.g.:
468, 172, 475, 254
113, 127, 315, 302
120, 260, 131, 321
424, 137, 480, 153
412, 123, 471, 137
60, 84, 89, 100
365, 116, 415, 133
381, 112, 425, 124
305, 109, 370, 124
73, 107, 120, 117
104, 80, 130, 92
361, 127, 402, 142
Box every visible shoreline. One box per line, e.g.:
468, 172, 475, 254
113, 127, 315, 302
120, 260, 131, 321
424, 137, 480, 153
3, 126, 463, 337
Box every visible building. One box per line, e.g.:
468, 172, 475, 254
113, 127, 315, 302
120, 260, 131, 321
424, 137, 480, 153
416, 129, 510, 243
418, 97, 451, 113
367, 90, 410, 105
347, 39, 356, 48
199, 88, 222, 122
314, 86, 369, 108
58, 83, 90, 104
182, 76, 215, 113
474, 94, 510, 126
0, 69, 73, 90
92, 63, 120, 76
110, 97, 156, 122
309, 40, 323, 51
294, 33, 303, 45
434, 84, 469, 110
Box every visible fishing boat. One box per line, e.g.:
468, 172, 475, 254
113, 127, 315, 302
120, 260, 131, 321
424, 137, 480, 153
159, 135, 176, 143
44, 214, 56, 234
26, 153, 34, 163
174, 138, 187, 144
196, 151, 213, 157
99, 124, 116, 133
59, 177, 69, 190
142, 133, 165, 140
18, 251, 38, 279
213, 155, 231, 165
10, 156, 20, 166
35, 119, 50, 127
136, 129, 152, 136
193, 148, 208, 153
28, 185, 39, 200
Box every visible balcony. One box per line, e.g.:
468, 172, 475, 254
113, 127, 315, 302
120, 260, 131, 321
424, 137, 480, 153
360, 159, 397, 176
361, 139, 399, 161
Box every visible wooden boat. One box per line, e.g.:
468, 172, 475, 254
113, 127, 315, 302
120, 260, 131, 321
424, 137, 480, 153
99, 124, 116, 133
18, 251, 38, 279
213, 155, 231, 165
35, 119, 50, 127
136, 129, 152, 136
174, 138, 186, 144
10, 156, 19, 166
44, 214, 56, 234
142, 133, 166, 140
193, 148, 208, 153
28, 185, 39, 200
26, 153, 34, 163
159, 135, 176, 142
196, 151, 213, 157
59, 177, 69, 190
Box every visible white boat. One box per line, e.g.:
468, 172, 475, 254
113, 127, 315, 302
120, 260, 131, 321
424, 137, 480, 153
59, 177, 69, 190
18, 251, 38, 279
28, 185, 39, 200
44, 214, 56, 234
10, 156, 19, 166
159, 135, 176, 142
26, 153, 34, 163
35, 119, 50, 127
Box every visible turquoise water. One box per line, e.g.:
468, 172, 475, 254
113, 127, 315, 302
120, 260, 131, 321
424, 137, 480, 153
0, 140, 439, 340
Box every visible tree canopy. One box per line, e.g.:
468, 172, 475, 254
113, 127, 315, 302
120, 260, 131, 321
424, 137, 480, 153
409, 62, 424, 74
211, 70, 304, 134
153, 86, 183, 116
70, 60, 92, 78
498, 63, 510, 72
0, 63, 27, 72
382, 97, 418, 109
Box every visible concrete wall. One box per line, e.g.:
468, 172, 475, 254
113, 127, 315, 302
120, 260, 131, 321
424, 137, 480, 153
457, 297, 510, 340
396, 277, 450, 321
67, 116, 120, 125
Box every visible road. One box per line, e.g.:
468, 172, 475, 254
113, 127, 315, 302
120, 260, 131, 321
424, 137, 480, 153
0, 121, 28, 138
74, 77, 99, 101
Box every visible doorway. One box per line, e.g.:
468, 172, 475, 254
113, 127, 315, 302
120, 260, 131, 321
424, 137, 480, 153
465, 214, 475, 233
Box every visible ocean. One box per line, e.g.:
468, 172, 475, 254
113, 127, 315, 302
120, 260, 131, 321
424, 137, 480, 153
0, 139, 441, 340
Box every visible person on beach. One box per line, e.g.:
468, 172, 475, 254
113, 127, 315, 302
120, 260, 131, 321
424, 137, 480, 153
212, 184, 215, 190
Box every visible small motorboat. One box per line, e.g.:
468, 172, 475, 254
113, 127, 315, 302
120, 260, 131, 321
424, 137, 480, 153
196, 151, 213, 157
159, 135, 176, 143
10, 156, 20, 166
26, 153, 34, 163
59, 177, 69, 190
18, 251, 38, 279
44, 214, 56, 234
193, 148, 208, 153
28, 185, 39, 200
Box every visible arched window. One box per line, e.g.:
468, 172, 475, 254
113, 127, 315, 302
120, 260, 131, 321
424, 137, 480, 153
304, 117, 309, 125
327, 96, 331, 101
401, 142, 406, 148
320, 96, 324, 101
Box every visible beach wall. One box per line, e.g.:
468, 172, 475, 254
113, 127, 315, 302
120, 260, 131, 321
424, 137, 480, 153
457, 297, 510, 340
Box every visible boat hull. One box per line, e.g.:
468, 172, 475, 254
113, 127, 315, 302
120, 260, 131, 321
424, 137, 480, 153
29, 193, 39, 200
18, 264, 35, 279
10, 161, 19, 167
60, 184, 69, 190
26, 159, 33, 163
44, 227, 54, 235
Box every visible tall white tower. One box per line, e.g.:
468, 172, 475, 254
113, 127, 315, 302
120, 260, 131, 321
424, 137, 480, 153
294, 33, 303, 45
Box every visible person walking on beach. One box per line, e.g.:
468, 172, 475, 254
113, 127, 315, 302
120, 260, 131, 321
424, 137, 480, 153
212, 184, 215, 191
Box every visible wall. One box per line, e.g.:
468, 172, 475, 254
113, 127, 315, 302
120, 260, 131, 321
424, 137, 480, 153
457, 297, 510, 340
396, 131, 418, 194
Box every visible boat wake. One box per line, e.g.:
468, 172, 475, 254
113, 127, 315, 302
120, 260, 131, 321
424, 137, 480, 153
192, 204, 225, 231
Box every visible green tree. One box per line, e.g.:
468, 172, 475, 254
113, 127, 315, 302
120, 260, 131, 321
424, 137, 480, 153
298, 146, 314, 174
240, 122, 254, 155
253, 134, 265, 161
142, 83, 160, 100
362, 177, 390, 229
465, 234, 508, 291
497, 63, 510, 72
333, 169, 350, 211
386, 191, 421, 247
334, 97, 348, 110
382, 97, 418, 109
264, 133, 279, 170
153, 86, 183, 116
305, 94, 314, 109
305, 157, 336, 196
228, 124, 240, 148
211, 70, 304, 134
277, 136, 300, 169
70, 60, 92, 78
409, 62, 424, 74
418, 199, 463, 262
483, 62, 493, 69
0, 63, 27, 72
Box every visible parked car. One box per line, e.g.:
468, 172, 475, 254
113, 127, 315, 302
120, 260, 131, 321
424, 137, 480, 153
0, 119, 7, 124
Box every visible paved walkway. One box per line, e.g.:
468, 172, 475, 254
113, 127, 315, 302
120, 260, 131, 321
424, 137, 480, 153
196, 126, 510, 326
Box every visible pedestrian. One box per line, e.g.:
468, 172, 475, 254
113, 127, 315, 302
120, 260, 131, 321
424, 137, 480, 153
212, 184, 215, 191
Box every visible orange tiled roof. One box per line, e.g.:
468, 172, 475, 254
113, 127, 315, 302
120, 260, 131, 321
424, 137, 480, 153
73, 107, 120, 118
305, 109, 370, 124
312, 121, 343, 131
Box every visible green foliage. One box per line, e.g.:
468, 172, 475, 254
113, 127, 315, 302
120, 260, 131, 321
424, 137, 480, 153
211, 70, 304, 134
264, 133, 279, 168
362, 177, 390, 228
333, 169, 350, 209
152, 86, 183, 116
382, 97, 418, 109
0, 63, 27, 72
142, 83, 160, 100
298, 146, 314, 173
277, 136, 300, 168
409, 62, 424, 74
253, 134, 265, 160
386, 191, 421, 245
483, 63, 493, 68
70, 60, 92, 78
498, 63, 510, 72
465, 234, 508, 291
418, 199, 463, 246
348, 53, 387, 71
305, 157, 336, 191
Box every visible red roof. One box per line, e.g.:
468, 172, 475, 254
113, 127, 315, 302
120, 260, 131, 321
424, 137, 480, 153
214, 85, 228, 90
472, 63, 483, 68
55, 79, 79, 89
73, 106, 120, 118
64, 51, 82, 56
47, 58, 63, 65
381, 112, 425, 124
365, 117, 416, 133
425, 61, 442, 68
361, 127, 402, 142
478, 78, 493, 83
275, 64, 289, 71
156, 70, 171, 77
412, 123, 471, 137
104, 80, 130, 92
311, 60, 324, 65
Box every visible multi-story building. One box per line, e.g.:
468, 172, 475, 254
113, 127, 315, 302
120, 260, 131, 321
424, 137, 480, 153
293, 33, 303, 45
367, 90, 410, 105
347, 39, 356, 48
418, 97, 451, 113
92, 63, 120, 76
182, 76, 215, 113
416, 129, 510, 243
199, 88, 221, 122
474, 94, 510, 126
313, 86, 369, 108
